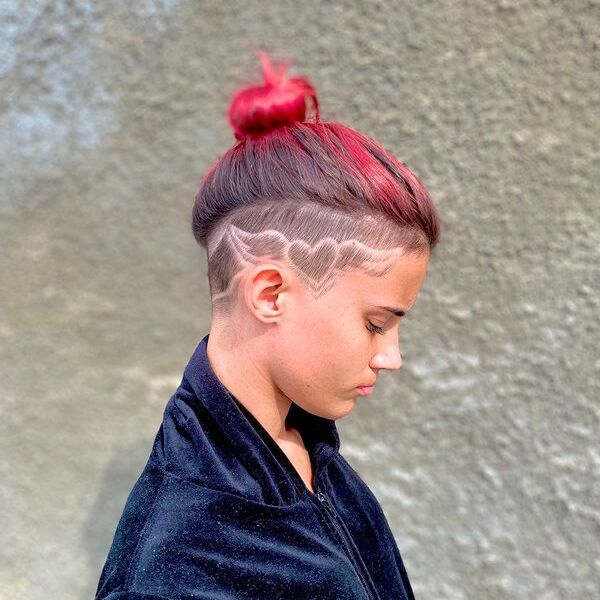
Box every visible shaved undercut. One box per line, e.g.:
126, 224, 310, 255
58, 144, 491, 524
205, 198, 428, 318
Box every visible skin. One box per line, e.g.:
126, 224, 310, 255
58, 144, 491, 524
206, 248, 430, 455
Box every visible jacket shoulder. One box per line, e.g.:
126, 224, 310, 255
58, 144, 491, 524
95, 462, 167, 599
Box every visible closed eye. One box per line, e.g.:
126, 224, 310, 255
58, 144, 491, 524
366, 321, 385, 335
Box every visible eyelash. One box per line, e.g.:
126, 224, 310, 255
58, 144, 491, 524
367, 321, 385, 335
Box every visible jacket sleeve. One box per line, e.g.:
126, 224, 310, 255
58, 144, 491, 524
386, 527, 417, 600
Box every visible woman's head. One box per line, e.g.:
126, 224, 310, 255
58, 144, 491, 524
192, 51, 440, 420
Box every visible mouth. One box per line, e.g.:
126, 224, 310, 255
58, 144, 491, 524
356, 385, 374, 396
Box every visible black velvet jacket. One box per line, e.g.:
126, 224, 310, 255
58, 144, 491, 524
95, 333, 415, 599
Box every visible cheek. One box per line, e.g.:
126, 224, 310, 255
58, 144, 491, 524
280, 302, 365, 380
313, 323, 367, 381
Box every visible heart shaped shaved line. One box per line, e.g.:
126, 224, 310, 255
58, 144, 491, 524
207, 224, 401, 302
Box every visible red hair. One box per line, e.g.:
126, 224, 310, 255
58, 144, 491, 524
228, 51, 319, 141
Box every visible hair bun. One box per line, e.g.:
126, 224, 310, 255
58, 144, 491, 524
227, 51, 319, 141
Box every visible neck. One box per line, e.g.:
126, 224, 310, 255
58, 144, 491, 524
206, 327, 294, 443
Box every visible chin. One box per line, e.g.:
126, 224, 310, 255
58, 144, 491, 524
301, 393, 357, 420
328, 398, 357, 420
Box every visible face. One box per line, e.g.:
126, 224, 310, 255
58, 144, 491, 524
263, 249, 430, 420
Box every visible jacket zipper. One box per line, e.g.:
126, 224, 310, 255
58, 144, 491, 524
315, 489, 379, 600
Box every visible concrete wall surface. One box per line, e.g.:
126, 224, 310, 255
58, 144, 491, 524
1, 1, 598, 599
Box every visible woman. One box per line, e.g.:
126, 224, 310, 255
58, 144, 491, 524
95, 51, 440, 600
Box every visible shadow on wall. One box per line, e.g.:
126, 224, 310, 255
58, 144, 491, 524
81, 438, 155, 599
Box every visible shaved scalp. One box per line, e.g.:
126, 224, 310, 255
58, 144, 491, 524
205, 198, 428, 318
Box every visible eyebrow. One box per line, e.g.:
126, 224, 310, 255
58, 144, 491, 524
377, 306, 407, 317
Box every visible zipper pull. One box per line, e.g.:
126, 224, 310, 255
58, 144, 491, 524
316, 490, 334, 516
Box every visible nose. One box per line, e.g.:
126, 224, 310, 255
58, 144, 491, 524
370, 338, 403, 372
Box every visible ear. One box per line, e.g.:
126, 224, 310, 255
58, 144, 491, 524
243, 263, 292, 324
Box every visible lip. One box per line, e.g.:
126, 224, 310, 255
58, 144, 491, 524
356, 386, 374, 396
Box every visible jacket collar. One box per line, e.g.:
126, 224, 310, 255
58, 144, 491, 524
179, 333, 340, 497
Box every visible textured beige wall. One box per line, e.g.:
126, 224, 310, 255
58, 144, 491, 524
1, 1, 598, 599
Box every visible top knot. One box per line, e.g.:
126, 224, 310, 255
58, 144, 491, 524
227, 51, 320, 141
